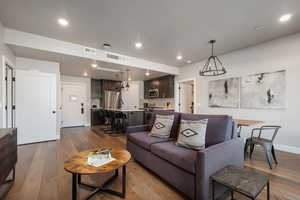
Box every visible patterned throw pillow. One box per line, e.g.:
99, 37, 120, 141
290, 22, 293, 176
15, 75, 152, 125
149, 114, 174, 138
176, 119, 208, 150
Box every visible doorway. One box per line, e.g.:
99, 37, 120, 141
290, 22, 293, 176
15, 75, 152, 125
177, 79, 195, 113
4, 63, 15, 128
61, 82, 87, 127
16, 69, 57, 144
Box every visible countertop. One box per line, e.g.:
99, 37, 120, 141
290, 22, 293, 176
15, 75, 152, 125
91, 107, 174, 112
139, 107, 174, 111
91, 108, 144, 112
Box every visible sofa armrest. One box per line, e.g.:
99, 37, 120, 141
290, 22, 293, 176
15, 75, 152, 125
195, 138, 244, 200
126, 125, 151, 134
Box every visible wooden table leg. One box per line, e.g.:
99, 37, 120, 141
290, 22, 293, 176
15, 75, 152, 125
78, 174, 81, 184
72, 173, 78, 200
212, 180, 215, 200
121, 165, 126, 198
267, 181, 270, 200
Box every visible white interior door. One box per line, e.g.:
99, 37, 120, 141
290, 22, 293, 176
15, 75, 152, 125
179, 81, 194, 113
16, 70, 57, 145
61, 82, 87, 127
4, 64, 15, 128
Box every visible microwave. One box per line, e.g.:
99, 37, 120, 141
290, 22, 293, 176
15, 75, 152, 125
149, 89, 159, 98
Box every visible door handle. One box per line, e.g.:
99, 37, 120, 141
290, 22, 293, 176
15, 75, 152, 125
52, 110, 56, 114
81, 103, 84, 114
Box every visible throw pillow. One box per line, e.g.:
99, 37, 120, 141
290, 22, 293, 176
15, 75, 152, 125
149, 114, 174, 138
176, 119, 208, 150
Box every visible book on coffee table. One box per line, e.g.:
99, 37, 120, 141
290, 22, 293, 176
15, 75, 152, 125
87, 149, 116, 167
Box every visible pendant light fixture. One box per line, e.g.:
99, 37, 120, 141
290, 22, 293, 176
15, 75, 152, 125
120, 71, 125, 89
199, 40, 226, 76
125, 69, 130, 88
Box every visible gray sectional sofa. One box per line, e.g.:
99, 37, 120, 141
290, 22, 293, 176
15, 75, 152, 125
127, 110, 244, 200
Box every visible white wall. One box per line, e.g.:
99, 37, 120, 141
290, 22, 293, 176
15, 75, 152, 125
122, 81, 142, 109
0, 20, 16, 128
176, 33, 300, 154
16, 57, 61, 138
61, 75, 91, 126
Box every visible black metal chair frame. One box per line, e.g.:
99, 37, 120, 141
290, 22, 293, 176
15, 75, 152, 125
244, 125, 281, 169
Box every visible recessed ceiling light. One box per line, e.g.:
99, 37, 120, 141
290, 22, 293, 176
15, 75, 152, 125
186, 60, 192, 64
177, 55, 183, 60
135, 42, 143, 49
279, 14, 292, 23
58, 18, 69, 26
83, 72, 88, 76
145, 70, 150, 76
254, 25, 265, 31
91, 63, 98, 68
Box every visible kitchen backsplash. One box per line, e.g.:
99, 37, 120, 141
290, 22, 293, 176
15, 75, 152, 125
142, 98, 175, 109
91, 98, 101, 108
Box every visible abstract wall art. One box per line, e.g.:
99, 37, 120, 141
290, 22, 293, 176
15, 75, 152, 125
208, 77, 240, 108
240, 70, 286, 109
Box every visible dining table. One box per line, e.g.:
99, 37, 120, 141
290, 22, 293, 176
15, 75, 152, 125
234, 119, 265, 137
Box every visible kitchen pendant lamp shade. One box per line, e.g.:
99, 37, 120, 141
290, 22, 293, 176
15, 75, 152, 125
199, 40, 226, 76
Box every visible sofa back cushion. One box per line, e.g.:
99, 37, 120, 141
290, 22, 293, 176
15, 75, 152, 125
176, 119, 208, 150
149, 114, 174, 138
180, 113, 233, 147
150, 110, 181, 138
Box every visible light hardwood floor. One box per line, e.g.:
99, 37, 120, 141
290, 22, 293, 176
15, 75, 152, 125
5, 126, 300, 200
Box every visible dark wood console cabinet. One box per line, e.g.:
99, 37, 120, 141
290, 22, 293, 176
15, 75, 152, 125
0, 128, 17, 199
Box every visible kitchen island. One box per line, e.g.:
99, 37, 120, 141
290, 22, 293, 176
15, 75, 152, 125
91, 108, 145, 133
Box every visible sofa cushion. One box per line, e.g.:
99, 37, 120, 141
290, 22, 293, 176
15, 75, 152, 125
128, 132, 174, 150
151, 110, 181, 138
176, 119, 208, 150
149, 114, 174, 138
151, 141, 198, 173
181, 113, 233, 147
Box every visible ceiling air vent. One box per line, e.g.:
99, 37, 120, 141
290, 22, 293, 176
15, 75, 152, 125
83, 47, 97, 56
106, 53, 119, 60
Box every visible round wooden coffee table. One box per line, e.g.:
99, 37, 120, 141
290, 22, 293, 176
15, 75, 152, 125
64, 148, 131, 200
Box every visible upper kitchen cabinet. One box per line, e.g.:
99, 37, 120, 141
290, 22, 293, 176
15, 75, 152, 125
102, 80, 122, 92
144, 75, 174, 99
91, 79, 102, 99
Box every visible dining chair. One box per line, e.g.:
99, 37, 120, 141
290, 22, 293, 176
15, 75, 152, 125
244, 125, 281, 169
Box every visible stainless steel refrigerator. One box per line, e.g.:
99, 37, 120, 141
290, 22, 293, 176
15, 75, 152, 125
104, 91, 120, 109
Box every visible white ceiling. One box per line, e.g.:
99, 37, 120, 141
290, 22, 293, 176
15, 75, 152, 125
10, 45, 167, 80
1, 0, 300, 67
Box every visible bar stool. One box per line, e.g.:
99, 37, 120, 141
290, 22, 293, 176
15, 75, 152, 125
103, 110, 113, 133
109, 112, 127, 135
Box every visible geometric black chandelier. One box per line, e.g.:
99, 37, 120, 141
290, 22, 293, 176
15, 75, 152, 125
199, 40, 226, 76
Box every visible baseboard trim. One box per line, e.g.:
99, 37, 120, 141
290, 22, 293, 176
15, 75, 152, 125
274, 144, 300, 155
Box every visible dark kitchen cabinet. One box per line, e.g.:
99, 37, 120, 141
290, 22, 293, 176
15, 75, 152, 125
144, 80, 150, 99
91, 109, 105, 126
126, 111, 144, 126
102, 80, 122, 92
91, 79, 102, 99
144, 75, 174, 99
